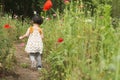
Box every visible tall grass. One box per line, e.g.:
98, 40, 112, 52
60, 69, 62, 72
0, 15, 17, 71
0, 15, 29, 72
40, 1, 120, 80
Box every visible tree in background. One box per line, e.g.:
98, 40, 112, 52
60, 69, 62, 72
1, 0, 63, 18
1, 0, 118, 18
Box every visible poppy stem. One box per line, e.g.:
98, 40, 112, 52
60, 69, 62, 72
51, 8, 58, 17
44, 11, 47, 17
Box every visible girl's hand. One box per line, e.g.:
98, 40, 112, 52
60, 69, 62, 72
19, 36, 23, 39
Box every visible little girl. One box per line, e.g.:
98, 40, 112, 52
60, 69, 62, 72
19, 15, 44, 70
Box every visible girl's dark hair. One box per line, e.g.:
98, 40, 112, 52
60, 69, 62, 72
32, 15, 43, 25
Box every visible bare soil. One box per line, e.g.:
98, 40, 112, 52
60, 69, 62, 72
0, 43, 42, 80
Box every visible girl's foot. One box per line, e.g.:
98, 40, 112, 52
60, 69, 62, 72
37, 65, 42, 70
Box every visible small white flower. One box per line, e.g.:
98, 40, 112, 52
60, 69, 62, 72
85, 19, 92, 23
34, 11, 37, 15
9, 16, 12, 19
46, 17, 50, 20
53, 14, 57, 17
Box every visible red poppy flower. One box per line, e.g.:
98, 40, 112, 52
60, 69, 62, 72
57, 38, 64, 43
4, 24, 11, 29
43, 0, 53, 11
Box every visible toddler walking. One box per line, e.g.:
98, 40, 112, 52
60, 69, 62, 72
19, 15, 44, 70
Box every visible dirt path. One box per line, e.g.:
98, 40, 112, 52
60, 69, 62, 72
5, 43, 42, 80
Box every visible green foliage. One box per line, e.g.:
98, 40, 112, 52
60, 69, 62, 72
0, 16, 17, 71
39, 1, 120, 80
20, 63, 29, 68
0, 14, 30, 73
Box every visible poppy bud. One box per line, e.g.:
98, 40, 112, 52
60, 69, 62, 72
57, 38, 64, 43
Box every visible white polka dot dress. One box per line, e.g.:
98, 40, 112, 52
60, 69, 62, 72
25, 29, 43, 54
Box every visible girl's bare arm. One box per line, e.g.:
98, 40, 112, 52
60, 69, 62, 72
19, 28, 30, 39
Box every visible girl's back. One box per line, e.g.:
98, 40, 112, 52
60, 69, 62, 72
25, 25, 43, 54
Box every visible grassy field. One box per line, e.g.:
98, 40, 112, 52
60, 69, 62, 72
0, 2, 120, 80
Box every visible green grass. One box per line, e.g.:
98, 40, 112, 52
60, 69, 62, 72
0, 2, 120, 80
